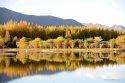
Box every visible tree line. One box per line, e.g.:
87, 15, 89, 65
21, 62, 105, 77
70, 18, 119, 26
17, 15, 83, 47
16, 35, 125, 49
0, 20, 124, 48
16, 36, 104, 49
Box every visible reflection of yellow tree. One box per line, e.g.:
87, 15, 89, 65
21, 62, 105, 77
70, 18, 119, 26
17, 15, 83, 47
16, 53, 29, 64
0, 52, 125, 77
0, 56, 4, 63
5, 57, 10, 67
109, 53, 116, 61
115, 53, 125, 64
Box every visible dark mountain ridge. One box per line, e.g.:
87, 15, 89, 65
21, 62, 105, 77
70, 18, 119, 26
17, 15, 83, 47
0, 7, 83, 26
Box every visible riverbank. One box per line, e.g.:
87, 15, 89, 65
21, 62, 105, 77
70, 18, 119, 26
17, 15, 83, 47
1, 48, 125, 53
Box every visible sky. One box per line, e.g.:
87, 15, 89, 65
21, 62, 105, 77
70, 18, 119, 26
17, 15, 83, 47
0, 0, 125, 26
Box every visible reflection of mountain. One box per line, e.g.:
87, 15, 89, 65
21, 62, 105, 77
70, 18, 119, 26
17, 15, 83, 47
0, 52, 125, 82
0, 73, 14, 83
0, 69, 64, 83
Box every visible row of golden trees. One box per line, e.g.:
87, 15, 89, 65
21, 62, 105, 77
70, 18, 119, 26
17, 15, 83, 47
0, 20, 122, 40
16, 35, 125, 49
16, 36, 106, 49
0, 20, 124, 48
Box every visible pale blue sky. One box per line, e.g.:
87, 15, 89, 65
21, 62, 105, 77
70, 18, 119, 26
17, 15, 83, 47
0, 0, 125, 26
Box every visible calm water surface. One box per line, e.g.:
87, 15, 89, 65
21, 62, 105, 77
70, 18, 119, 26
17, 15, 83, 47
0, 51, 125, 83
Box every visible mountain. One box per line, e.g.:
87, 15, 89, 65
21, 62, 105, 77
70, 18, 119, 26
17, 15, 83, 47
83, 23, 110, 29
0, 7, 83, 26
112, 25, 125, 31
83, 23, 125, 31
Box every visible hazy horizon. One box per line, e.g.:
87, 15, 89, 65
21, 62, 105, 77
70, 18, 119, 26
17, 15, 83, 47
0, 0, 125, 26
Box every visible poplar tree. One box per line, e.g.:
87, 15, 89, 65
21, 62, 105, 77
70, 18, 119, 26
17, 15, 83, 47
4, 31, 10, 43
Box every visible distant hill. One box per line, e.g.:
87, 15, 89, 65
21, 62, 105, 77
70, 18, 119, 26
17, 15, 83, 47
83, 23, 125, 32
112, 25, 125, 31
0, 7, 83, 26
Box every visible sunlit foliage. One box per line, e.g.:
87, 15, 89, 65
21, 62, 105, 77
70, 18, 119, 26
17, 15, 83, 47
0, 20, 124, 48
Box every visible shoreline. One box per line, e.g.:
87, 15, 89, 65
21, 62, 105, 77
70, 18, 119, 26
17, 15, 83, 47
1, 48, 125, 53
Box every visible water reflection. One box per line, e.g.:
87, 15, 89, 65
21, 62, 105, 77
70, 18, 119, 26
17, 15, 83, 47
0, 51, 125, 83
